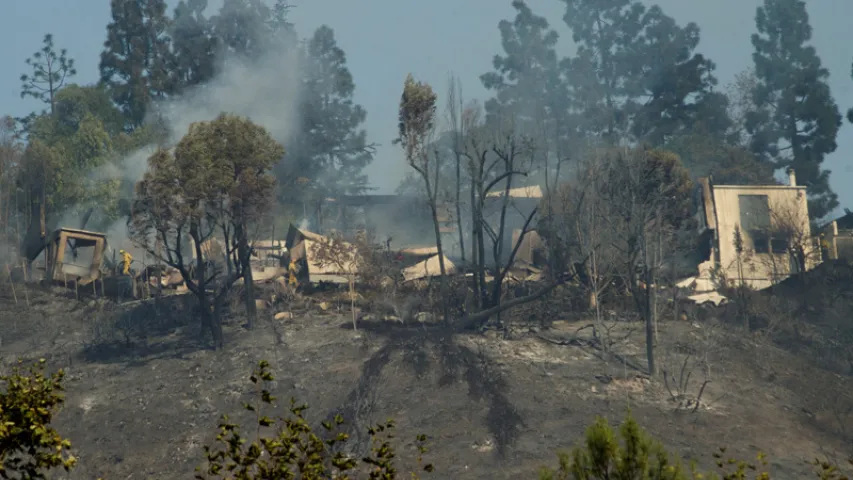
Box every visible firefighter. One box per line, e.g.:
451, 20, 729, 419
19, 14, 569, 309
119, 249, 133, 276
288, 257, 301, 287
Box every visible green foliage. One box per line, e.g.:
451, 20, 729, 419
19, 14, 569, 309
0, 359, 76, 478
196, 360, 434, 479
277, 25, 374, 205
19, 33, 77, 115
100, 0, 174, 129
211, 0, 296, 62
812, 458, 852, 480
539, 413, 697, 480
170, 0, 218, 92
664, 132, 775, 185
22, 107, 121, 224
538, 414, 784, 480
747, 0, 841, 219
560, 0, 728, 144
52, 84, 126, 137
480, 1, 569, 135
397, 75, 438, 171
131, 113, 283, 347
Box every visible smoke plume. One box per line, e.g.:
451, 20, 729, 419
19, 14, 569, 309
98, 46, 305, 257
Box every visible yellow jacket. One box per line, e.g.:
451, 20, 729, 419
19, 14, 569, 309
119, 250, 133, 275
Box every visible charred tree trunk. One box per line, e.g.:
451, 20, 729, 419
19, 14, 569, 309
470, 179, 481, 309
642, 245, 657, 377
189, 223, 223, 349
428, 201, 449, 323
211, 293, 226, 349
455, 154, 465, 263
237, 222, 256, 329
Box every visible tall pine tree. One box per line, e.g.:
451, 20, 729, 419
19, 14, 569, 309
100, 0, 174, 129
480, 0, 569, 133
561, 0, 644, 142
627, 6, 730, 144
170, 0, 217, 93
279, 25, 374, 206
561, 0, 728, 145
747, 0, 841, 219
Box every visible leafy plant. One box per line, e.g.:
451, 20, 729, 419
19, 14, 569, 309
0, 358, 76, 478
196, 360, 434, 479
539, 412, 782, 480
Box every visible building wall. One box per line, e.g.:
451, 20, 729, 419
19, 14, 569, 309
712, 185, 813, 289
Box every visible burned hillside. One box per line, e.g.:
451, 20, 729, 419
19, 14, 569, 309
2, 0, 853, 478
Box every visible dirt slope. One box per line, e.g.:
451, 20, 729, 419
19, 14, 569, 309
0, 285, 850, 479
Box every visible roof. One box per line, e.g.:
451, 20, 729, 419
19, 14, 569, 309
829, 209, 853, 230
486, 185, 543, 199
52, 227, 107, 238
285, 224, 325, 249
252, 239, 285, 250
402, 254, 456, 282
711, 184, 805, 190
324, 194, 420, 206
399, 246, 439, 256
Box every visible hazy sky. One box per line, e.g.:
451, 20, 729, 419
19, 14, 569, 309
2, 0, 852, 214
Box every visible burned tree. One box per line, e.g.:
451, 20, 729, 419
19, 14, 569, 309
541, 153, 619, 341
396, 74, 449, 321
462, 108, 537, 316
603, 147, 693, 376
130, 114, 281, 347
761, 186, 818, 285
309, 231, 363, 331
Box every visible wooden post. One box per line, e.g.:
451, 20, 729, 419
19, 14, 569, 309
22, 279, 29, 307
5, 264, 18, 304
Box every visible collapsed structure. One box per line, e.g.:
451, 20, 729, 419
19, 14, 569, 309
11, 169, 846, 309
821, 209, 853, 262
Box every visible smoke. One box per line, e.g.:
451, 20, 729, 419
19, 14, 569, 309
91, 45, 304, 256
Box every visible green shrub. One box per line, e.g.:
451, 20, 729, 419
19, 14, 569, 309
0, 358, 76, 478
538, 413, 703, 480
195, 360, 434, 479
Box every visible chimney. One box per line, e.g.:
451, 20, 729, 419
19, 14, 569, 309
787, 167, 796, 186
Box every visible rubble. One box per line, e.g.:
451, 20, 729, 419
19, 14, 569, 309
402, 254, 456, 282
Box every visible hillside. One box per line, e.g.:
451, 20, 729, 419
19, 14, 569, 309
0, 283, 851, 479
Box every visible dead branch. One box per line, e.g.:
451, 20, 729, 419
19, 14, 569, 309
458, 274, 573, 331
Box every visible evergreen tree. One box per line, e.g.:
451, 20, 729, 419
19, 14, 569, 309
560, 0, 728, 145
627, 6, 730, 144
747, 0, 842, 219
279, 25, 374, 205
170, 0, 217, 92
560, 0, 644, 142
212, 0, 274, 60
100, 0, 175, 129
20, 34, 77, 116
480, 1, 569, 134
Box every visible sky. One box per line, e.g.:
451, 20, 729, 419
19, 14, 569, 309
1, 0, 852, 215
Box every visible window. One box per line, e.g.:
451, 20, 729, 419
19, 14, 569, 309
738, 195, 771, 230
770, 237, 789, 254
739, 195, 771, 253
751, 230, 770, 253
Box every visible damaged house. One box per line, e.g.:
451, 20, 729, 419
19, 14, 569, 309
821, 209, 853, 262
692, 169, 818, 291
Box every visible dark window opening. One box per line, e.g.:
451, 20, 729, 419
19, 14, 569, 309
770, 237, 789, 254
750, 230, 770, 254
